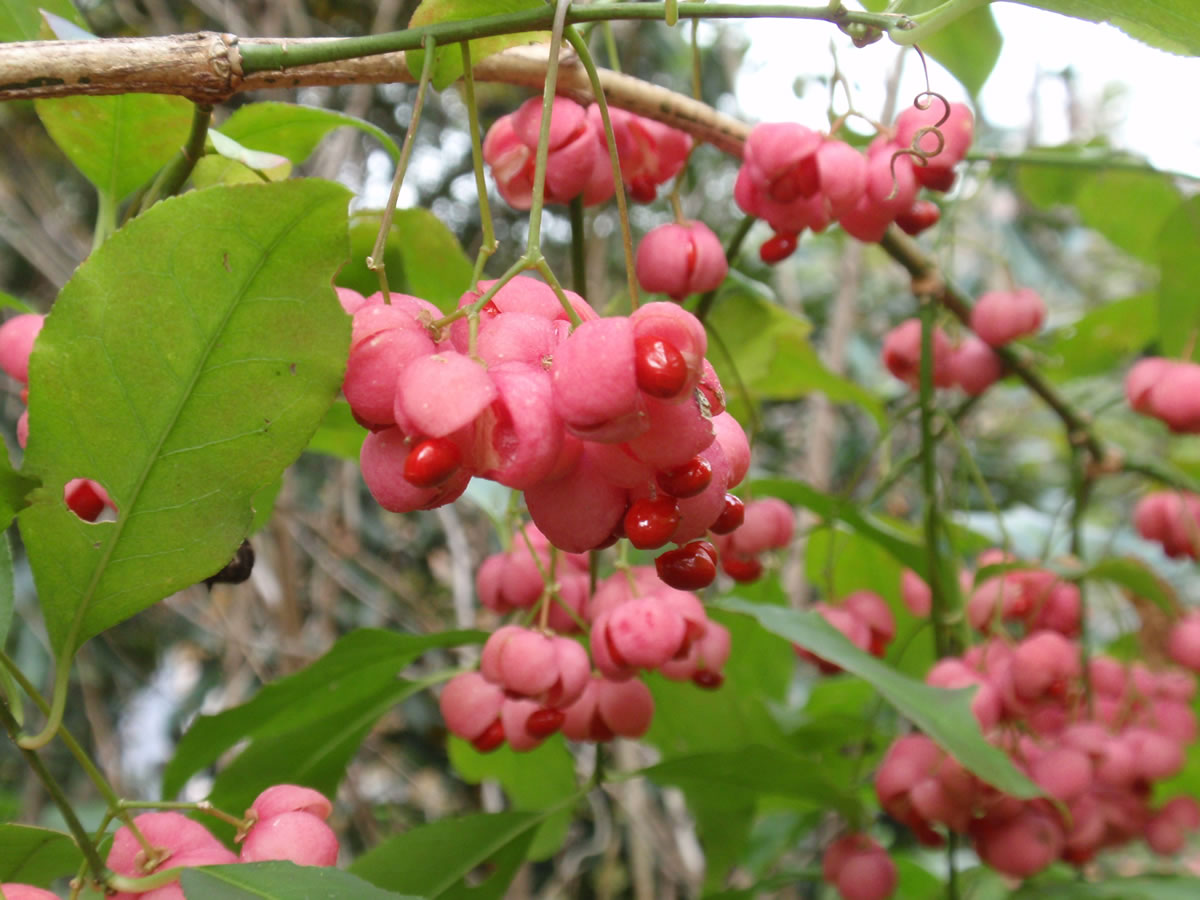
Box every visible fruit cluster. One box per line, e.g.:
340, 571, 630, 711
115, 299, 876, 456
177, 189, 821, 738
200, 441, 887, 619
711, 496, 794, 582
1133, 491, 1200, 559
1126, 356, 1200, 433
874, 560, 1198, 877
441, 561, 730, 753
734, 99, 974, 261
880, 285, 1046, 397
484, 96, 692, 209
2, 786, 339, 900
341, 279, 754, 589
0, 312, 116, 521
821, 833, 897, 900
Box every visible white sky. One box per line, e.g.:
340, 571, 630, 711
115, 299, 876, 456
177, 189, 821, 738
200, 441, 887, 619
734, 3, 1200, 177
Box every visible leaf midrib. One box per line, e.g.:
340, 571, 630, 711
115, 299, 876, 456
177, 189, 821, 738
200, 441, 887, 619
63, 192, 326, 653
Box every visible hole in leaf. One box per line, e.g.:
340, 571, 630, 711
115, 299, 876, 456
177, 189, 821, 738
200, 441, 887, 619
64, 478, 116, 523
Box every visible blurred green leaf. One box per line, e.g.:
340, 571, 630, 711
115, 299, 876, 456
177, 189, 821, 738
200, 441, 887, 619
642, 602, 799, 890
641, 745, 855, 813
754, 478, 926, 574
182, 862, 418, 899
1012, 875, 1200, 899
448, 735, 577, 860
1044, 294, 1156, 380
0, 824, 81, 885
706, 286, 884, 425
164, 629, 484, 807
35, 94, 194, 202
0, 0, 84, 42
1157, 196, 1200, 361
305, 400, 367, 460
207, 129, 291, 173
20, 180, 351, 660
219, 102, 400, 163
341, 210, 474, 313
714, 598, 1041, 798
1067, 556, 1176, 613
406, 0, 548, 90
1017, 155, 1181, 263
917, 5, 1002, 96
350, 811, 544, 899
0, 534, 14, 651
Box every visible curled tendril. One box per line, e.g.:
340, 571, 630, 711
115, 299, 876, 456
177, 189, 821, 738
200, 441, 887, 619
882, 48, 951, 203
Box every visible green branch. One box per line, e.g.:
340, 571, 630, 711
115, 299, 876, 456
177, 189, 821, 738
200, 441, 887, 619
237, 4, 909, 74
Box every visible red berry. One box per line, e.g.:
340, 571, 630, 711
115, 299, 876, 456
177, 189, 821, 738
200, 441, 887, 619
710, 494, 745, 535
471, 719, 505, 753
721, 553, 763, 583
655, 541, 717, 590
624, 496, 682, 550
656, 455, 713, 498
633, 335, 688, 399
525, 707, 566, 738
895, 199, 941, 236
692, 670, 725, 689
404, 437, 462, 488
759, 232, 798, 264
66, 481, 106, 522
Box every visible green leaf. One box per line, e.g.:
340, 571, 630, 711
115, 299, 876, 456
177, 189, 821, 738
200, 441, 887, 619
0, 291, 33, 314
917, 4, 1002, 96
641, 745, 854, 813
35, 94, 194, 202
0, 824, 82, 885
448, 735, 576, 860
642, 601, 799, 890
1044, 294, 1156, 381
0, 447, 36, 532
341, 210, 474, 313
1012, 875, 1200, 899
1012, 0, 1200, 56
1157, 197, 1200, 360
406, 0, 549, 90
754, 477, 926, 575
0, 0, 84, 42
713, 597, 1041, 798
305, 400, 366, 460
0, 533, 14, 650
1016, 151, 1181, 263
218, 102, 400, 164
163, 628, 482, 801
705, 285, 884, 425
20, 180, 352, 661
1066, 556, 1177, 613
350, 811, 543, 899
181, 861, 419, 899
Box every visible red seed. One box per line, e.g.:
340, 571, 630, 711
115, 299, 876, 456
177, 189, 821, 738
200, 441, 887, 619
634, 335, 689, 399
759, 232, 798, 264
471, 719, 506, 753
656, 455, 713, 499
525, 707, 566, 738
624, 496, 682, 550
403, 437, 462, 488
710, 494, 745, 534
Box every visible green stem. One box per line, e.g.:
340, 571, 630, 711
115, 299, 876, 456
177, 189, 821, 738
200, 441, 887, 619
0, 649, 156, 859
666, 0, 679, 26
693, 214, 754, 323
568, 195, 587, 300
602, 21, 622, 73
533, 257, 584, 328
1070, 448, 1095, 710
368, 35, 437, 301
237, 5, 911, 73
0, 696, 109, 885
917, 297, 955, 658
132, 103, 213, 216
564, 25, 639, 309
524, 0, 574, 258
460, 41, 497, 286
939, 412, 1011, 552
92, 191, 117, 252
